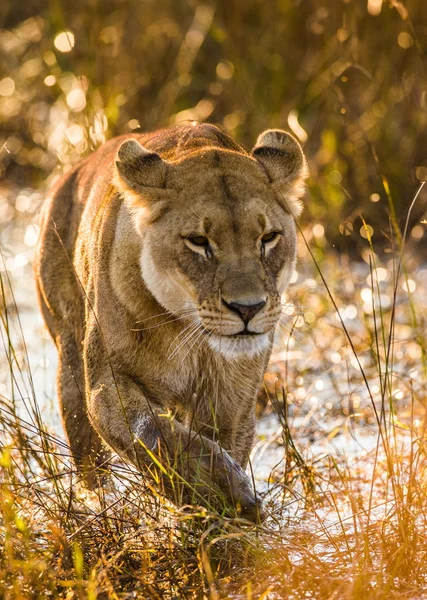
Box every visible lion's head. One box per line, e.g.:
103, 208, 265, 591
114, 125, 307, 359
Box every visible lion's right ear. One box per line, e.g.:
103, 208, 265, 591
115, 139, 168, 192
114, 140, 172, 227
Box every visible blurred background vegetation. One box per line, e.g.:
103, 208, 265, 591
1, 0, 426, 253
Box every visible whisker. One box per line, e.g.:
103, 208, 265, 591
132, 312, 196, 332
172, 325, 204, 362
170, 317, 201, 344
168, 319, 202, 354
193, 322, 215, 356
158, 300, 198, 304
167, 321, 203, 360
278, 313, 296, 325
276, 320, 307, 345
180, 323, 209, 362
135, 308, 196, 324
280, 302, 311, 310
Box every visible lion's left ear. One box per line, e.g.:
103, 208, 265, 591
252, 129, 308, 218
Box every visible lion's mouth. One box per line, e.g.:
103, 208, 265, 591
227, 329, 261, 337
206, 330, 271, 359
201, 325, 265, 338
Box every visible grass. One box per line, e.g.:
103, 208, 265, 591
0, 187, 427, 599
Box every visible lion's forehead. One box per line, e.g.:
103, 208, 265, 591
174, 189, 285, 236
171, 168, 282, 228
170, 197, 273, 239
176, 168, 267, 195
168, 149, 267, 189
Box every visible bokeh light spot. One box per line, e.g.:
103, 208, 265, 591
398, 32, 413, 49
66, 89, 86, 112
0, 78, 15, 97
54, 30, 75, 53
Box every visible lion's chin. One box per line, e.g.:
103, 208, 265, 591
207, 332, 271, 360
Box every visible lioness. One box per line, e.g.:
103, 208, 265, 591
34, 123, 307, 521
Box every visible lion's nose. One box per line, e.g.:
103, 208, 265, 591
223, 299, 266, 324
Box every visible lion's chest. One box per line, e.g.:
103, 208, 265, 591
133, 343, 230, 420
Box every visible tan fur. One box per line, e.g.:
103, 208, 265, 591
34, 123, 307, 521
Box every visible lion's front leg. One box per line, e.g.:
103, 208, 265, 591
232, 411, 257, 470
86, 370, 262, 520
190, 395, 258, 469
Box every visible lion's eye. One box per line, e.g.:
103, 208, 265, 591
262, 231, 280, 244
185, 234, 213, 259
187, 235, 209, 247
